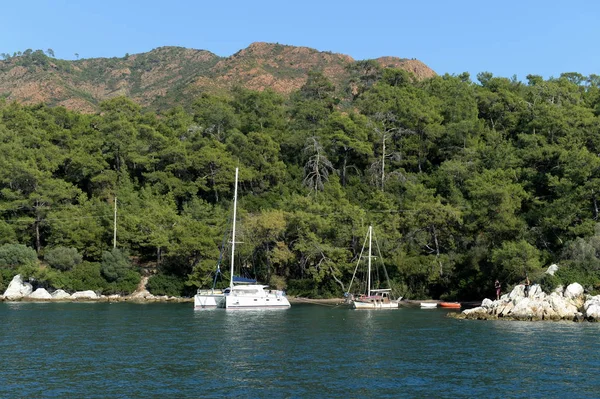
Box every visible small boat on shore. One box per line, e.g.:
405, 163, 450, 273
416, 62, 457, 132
439, 302, 461, 309
420, 302, 437, 309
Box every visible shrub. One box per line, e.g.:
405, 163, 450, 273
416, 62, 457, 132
64, 262, 107, 292
99, 248, 141, 295
538, 273, 561, 293
554, 261, 600, 293
101, 248, 132, 282
0, 267, 15, 292
104, 269, 140, 295
45, 246, 82, 271
147, 274, 186, 297
46, 270, 73, 291
0, 244, 37, 268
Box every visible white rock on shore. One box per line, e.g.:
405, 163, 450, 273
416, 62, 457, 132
71, 290, 98, 299
1, 274, 199, 304
3, 275, 33, 300
52, 290, 72, 299
584, 296, 600, 319
27, 288, 53, 299
459, 282, 598, 322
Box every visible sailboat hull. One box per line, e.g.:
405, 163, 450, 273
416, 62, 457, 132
351, 298, 400, 309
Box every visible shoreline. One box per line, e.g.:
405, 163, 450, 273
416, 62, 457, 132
1, 295, 480, 306
0, 294, 344, 304
0, 295, 193, 304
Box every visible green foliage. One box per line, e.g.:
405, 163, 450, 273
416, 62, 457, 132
490, 240, 542, 282
538, 273, 561, 293
550, 262, 600, 293
1, 70, 600, 299
63, 262, 107, 292
147, 273, 187, 297
553, 226, 600, 293
0, 244, 37, 268
286, 278, 340, 299
104, 269, 140, 295
0, 267, 15, 292
44, 246, 82, 271
101, 248, 134, 282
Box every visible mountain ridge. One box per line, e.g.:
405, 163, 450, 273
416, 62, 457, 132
0, 42, 436, 112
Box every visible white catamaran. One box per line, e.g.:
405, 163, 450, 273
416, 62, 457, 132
218, 168, 290, 309
346, 225, 400, 309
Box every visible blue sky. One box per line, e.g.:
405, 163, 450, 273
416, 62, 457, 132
2, 0, 598, 82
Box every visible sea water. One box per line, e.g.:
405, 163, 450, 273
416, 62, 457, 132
0, 302, 598, 398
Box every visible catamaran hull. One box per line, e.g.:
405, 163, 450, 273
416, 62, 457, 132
194, 293, 225, 309
222, 297, 291, 309
221, 290, 291, 309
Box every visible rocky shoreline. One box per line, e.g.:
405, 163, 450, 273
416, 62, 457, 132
1, 274, 192, 303
7, 273, 599, 321
0, 274, 336, 305
450, 282, 600, 322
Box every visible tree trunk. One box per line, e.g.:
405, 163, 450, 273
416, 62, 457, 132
432, 225, 442, 275
381, 135, 386, 191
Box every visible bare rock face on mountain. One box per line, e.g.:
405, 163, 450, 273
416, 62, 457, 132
375, 56, 437, 79
0, 43, 436, 113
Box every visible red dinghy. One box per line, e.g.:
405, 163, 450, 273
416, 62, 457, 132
439, 302, 461, 309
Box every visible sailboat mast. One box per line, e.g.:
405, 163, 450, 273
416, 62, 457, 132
113, 196, 117, 249
229, 168, 239, 287
368, 225, 372, 297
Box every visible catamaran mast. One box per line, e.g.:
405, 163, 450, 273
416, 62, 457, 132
229, 168, 239, 287
367, 225, 372, 297
113, 196, 117, 249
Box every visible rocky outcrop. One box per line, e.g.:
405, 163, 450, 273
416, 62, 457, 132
3, 275, 33, 300
51, 289, 72, 299
26, 288, 53, 300
129, 289, 155, 300
584, 296, 600, 319
71, 290, 99, 300
546, 264, 559, 275
454, 282, 598, 322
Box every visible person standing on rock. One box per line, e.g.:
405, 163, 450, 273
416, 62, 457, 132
524, 274, 531, 297
495, 279, 501, 300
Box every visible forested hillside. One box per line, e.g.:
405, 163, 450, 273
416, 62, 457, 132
1, 67, 600, 300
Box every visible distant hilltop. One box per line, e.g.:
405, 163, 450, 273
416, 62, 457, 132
0, 42, 436, 113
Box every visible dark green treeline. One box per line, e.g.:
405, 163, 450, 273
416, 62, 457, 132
1, 68, 600, 300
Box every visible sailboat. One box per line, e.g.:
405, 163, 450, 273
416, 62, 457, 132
345, 225, 400, 309
218, 168, 290, 309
